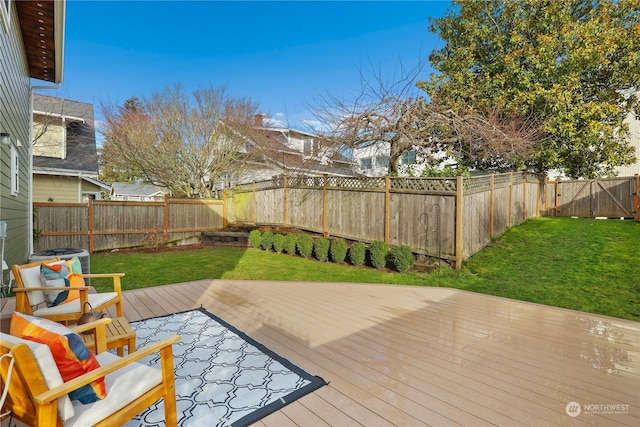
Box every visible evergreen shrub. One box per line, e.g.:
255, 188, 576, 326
283, 233, 297, 255
272, 233, 285, 253
261, 230, 274, 251
330, 238, 348, 263
314, 237, 330, 262
392, 245, 415, 272
296, 234, 314, 258
370, 240, 389, 269
248, 230, 262, 249
349, 242, 366, 267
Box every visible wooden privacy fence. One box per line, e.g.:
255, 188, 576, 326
544, 176, 639, 218
228, 172, 548, 268
33, 197, 225, 253
33, 174, 638, 268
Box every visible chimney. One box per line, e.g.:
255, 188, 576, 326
254, 114, 264, 127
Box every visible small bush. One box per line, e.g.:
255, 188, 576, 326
314, 237, 330, 262
392, 245, 415, 272
249, 230, 262, 249
370, 240, 389, 269
330, 238, 348, 263
283, 233, 297, 255
349, 242, 366, 267
296, 234, 314, 258
261, 230, 274, 251
272, 233, 285, 253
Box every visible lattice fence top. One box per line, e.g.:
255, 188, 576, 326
390, 177, 457, 192
233, 172, 531, 194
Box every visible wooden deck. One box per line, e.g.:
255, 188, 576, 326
2, 280, 639, 426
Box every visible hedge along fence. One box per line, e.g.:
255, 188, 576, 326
227, 172, 547, 268
33, 197, 225, 253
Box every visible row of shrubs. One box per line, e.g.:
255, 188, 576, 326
248, 230, 415, 272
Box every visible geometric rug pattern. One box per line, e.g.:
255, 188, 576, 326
121, 308, 326, 427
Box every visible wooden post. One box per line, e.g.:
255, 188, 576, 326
222, 189, 227, 228
542, 176, 548, 217
555, 180, 560, 217
522, 171, 527, 221
385, 176, 391, 243
455, 175, 464, 270
164, 195, 170, 242
88, 199, 94, 253
635, 174, 639, 222
489, 174, 494, 238
253, 182, 257, 224
283, 175, 288, 226
508, 172, 513, 227
323, 175, 329, 237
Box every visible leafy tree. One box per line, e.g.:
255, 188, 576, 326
100, 84, 261, 196
421, 0, 639, 178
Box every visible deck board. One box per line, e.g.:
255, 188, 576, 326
2, 279, 638, 426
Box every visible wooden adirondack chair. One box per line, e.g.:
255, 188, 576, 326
11, 258, 123, 323
0, 318, 180, 427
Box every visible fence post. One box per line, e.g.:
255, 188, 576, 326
323, 175, 329, 237
635, 174, 639, 222
253, 182, 257, 224
508, 172, 513, 227
455, 175, 464, 269
522, 171, 527, 221
164, 195, 170, 242
489, 174, 494, 238
283, 175, 288, 226
88, 199, 94, 253
554, 180, 560, 217
222, 189, 227, 227
385, 176, 391, 244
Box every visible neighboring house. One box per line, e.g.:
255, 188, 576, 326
32, 94, 110, 203
233, 115, 359, 185
109, 183, 167, 201
352, 142, 419, 177
615, 108, 640, 177
0, 0, 66, 266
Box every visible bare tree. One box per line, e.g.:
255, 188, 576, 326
100, 85, 262, 197
311, 61, 545, 175
310, 61, 431, 175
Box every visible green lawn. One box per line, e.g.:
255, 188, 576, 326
91, 217, 640, 321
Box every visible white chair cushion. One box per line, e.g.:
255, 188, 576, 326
66, 352, 162, 427
19, 265, 48, 306
0, 332, 75, 421
33, 292, 119, 317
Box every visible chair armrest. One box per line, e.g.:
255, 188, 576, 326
80, 273, 124, 294
34, 335, 181, 406
71, 318, 112, 354
81, 273, 125, 279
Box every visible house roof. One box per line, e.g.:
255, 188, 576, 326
110, 183, 167, 197
252, 128, 358, 177
15, 0, 65, 83
32, 94, 98, 175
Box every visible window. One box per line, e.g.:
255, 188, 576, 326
10, 144, 18, 195
303, 138, 318, 156
400, 150, 416, 165
375, 156, 389, 168
360, 158, 373, 169
1, 0, 10, 33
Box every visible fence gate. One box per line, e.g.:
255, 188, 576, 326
549, 177, 636, 218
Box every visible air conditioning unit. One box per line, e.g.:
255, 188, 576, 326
29, 248, 91, 285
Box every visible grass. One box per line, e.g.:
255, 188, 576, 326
91, 217, 640, 321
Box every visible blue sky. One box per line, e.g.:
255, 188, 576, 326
55, 1, 451, 130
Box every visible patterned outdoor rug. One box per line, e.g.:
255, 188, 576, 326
122, 308, 326, 427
